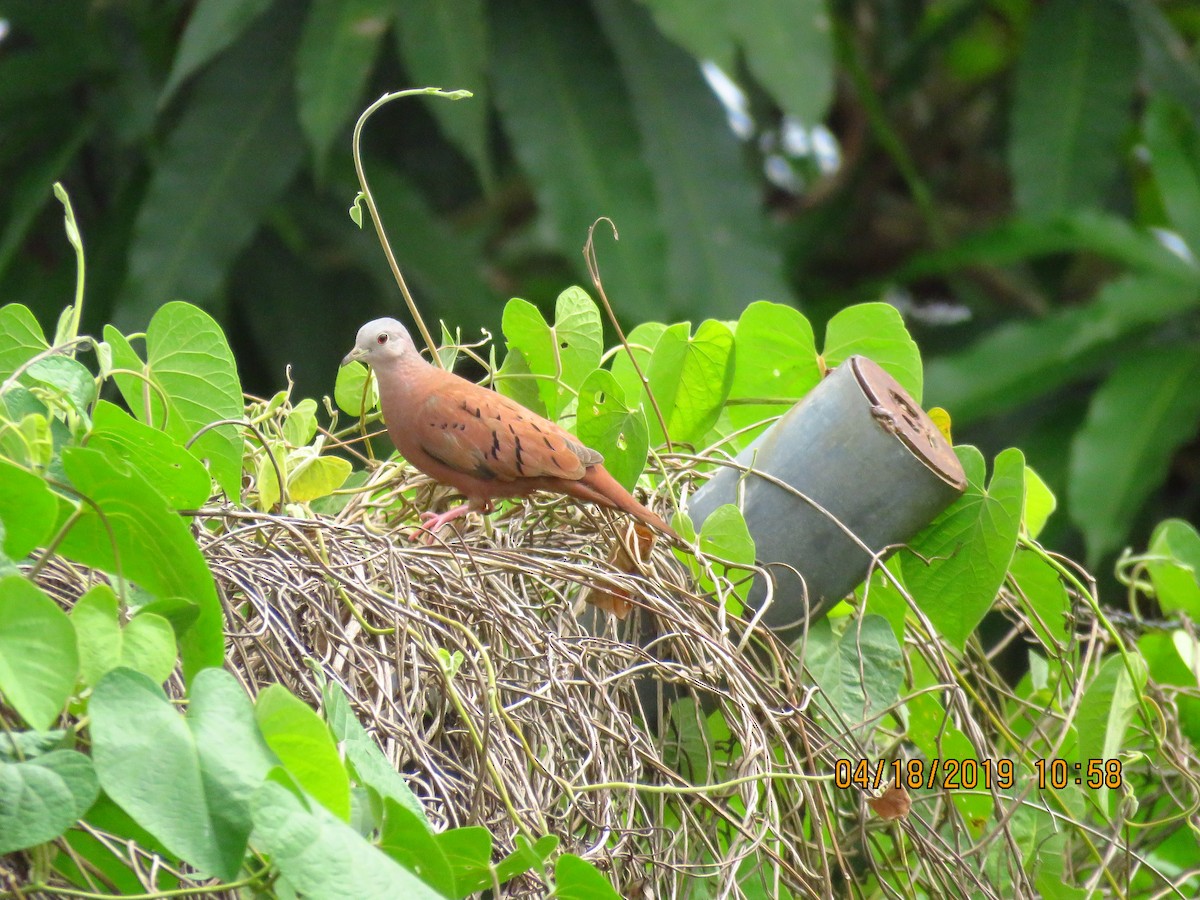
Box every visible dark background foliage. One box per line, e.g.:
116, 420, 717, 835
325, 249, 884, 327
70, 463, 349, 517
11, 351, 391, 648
3, 0, 1200, 581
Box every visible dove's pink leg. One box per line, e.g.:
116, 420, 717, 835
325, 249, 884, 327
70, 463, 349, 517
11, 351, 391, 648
412, 499, 493, 543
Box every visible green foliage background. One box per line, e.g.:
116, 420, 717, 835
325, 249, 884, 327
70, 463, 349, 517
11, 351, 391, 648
3, 0, 1200, 571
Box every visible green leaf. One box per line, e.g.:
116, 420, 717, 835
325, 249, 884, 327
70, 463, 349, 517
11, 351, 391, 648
88, 400, 211, 509
1008, 549, 1071, 650
1139, 630, 1200, 748
435, 826, 493, 898
637, 0, 735, 69
501, 290, 603, 419
123, 12, 304, 323
252, 779, 443, 899
726, 301, 820, 436
925, 274, 1200, 425
25, 356, 96, 420
595, 0, 790, 319
0, 458, 57, 559
574, 369, 649, 490
0, 577, 78, 730
0, 749, 98, 854
159, 0, 275, 104
901, 447, 1024, 649
322, 682, 427, 825
296, 0, 391, 172
803, 616, 903, 734
256, 685, 351, 821
394, 0, 492, 186
1142, 97, 1200, 256
0, 303, 49, 380
1145, 519, 1200, 617
822, 302, 922, 403
90, 668, 271, 881
286, 450, 352, 503
1022, 465, 1057, 540
283, 398, 319, 446
494, 834, 558, 888
490, 0, 668, 322
608, 321, 666, 411
1008, 0, 1137, 217
334, 360, 379, 417
56, 447, 223, 681
70, 585, 177, 688
643, 320, 735, 446
106, 303, 244, 498
1068, 345, 1200, 563
377, 798, 455, 896
1074, 653, 1147, 815
554, 852, 622, 900
697, 503, 756, 612
728, 0, 834, 126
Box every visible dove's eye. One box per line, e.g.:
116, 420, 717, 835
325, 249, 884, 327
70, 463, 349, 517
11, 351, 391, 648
376, 333, 388, 345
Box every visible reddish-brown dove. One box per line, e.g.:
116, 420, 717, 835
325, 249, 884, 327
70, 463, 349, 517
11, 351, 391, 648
341, 318, 679, 544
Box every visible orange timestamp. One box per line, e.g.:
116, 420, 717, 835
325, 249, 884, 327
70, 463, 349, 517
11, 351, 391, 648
834, 758, 1125, 791
835, 758, 1015, 791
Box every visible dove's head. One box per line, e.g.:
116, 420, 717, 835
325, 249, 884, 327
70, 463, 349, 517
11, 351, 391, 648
341, 318, 418, 369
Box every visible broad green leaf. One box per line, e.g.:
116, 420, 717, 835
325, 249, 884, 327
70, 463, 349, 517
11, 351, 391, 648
106, 303, 243, 498
494, 835, 558, 889
595, 0, 790, 318
0, 731, 69, 763
377, 798, 455, 896
435, 826, 492, 898
608, 321, 667, 410
1144, 98, 1200, 257
1074, 653, 1147, 815
124, 13, 304, 323
287, 450, 353, 503
0, 577, 78, 730
1139, 631, 1200, 748
0, 458, 56, 559
90, 669, 260, 881
501, 290, 603, 419
899, 210, 1200, 285
394, 0, 492, 185
1145, 519, 1200, 617
296, 0, 391, 172
1008, 549, 1071, 650
88, 401, 211, 509
901, 447, 1024, 649
803, 616, 903, 734
490, 0, 667, 321
637, 0, 735, 70
256, 685, 351, 821
925, 274, 1200, 425
70, 585, 176, 688
334, 360, 379, 417
729, 0, 833, 126
0, 749, 98, 854
726, 301, 821, 436
1009, 0, 1137, 217
822, 302, 922, 403
159, 0, 275, 104
554, 853, 622, 900
493, 346, 544, 416
1069, 345, 1200, 563
56, 447, 223, 681
644, 320, 734, 446
283, 398, 318, 446
0, 303, 49, 380
697, 503, 755, 612
24, 356, 96, 420
322, 682, 426, 824
251, 779, 442, 899
1023, 465, 1057, 540
575, 369, 649, 490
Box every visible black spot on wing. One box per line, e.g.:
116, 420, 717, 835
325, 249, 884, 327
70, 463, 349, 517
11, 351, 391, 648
490, 431, 500, 459
514, 436, 525, 474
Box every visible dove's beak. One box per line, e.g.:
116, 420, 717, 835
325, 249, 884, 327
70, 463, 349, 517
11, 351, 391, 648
341, 346, 366, 367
